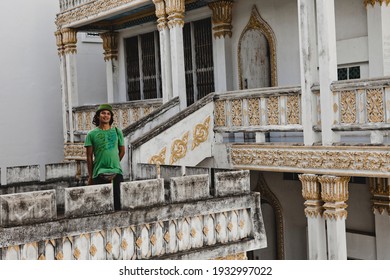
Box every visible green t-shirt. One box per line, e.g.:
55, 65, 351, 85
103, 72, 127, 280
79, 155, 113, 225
84, 127, 124, 178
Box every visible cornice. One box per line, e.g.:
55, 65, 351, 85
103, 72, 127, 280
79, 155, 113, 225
230, 144, 390, 177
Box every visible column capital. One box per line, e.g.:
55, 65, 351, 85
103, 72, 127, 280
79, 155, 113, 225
364, 0, 390, 7
208, 0, 234, 39
299, 174, 323, 218
153, 0, 168, 31
54, 30, 65, 56
318, 175, 350, 220
100, 32, 118, 61
165, 0, 185, 28
369, 178, 390, 215
61, 28, 78, 55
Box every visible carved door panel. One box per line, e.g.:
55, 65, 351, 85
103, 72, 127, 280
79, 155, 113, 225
240, 29, 271, 89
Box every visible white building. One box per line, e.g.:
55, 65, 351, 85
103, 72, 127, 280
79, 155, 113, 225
1, 0, 390, 260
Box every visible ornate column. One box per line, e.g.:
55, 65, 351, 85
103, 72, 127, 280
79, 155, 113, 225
62, 28, 79, 143
153, 0, 173, 104
319, 175, 350, 260
299, 174, 327, 260
369, 177, 390, 259
316, 0, 340, 145
297, 0, 320, 145
55, 30, 68, 143
100, 32, 119, 103
165, 0, 187, 109
208, 0, 234, 93
365, 0, 390, 76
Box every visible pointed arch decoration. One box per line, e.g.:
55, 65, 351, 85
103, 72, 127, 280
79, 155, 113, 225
238, 5, 277, 89
254, 172, 285, 260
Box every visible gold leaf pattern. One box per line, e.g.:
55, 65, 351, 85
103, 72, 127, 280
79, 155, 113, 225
192, 116, 211, 150
248, 98, 260, 126
366, 88, 384, 123
267, 96, 279, 125
170, 132, 189, 165
286, 95, 300, 124
149, 147, 167, 165
231, 99, 243, 126
89, 244, 97, 257
215, 100, 226, 126
340, 91, 356, 124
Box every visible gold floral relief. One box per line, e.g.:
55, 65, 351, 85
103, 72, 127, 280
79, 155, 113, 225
77, 112, 83, 131
267, 96, 279, 125
170, 132, 189, 165
248, 98, 260, 126
364, 0, 390, 7
121, 109, 129, 128
85, 111, 92, 131
214, 100, 226, 127
143, 106, 152, 116
366, 88, 384, 123
286, 95, 300, 125
340, 91, 356, 124
192, 116, 211, 150
149, 147, 167, 166
231, 99, 243, 126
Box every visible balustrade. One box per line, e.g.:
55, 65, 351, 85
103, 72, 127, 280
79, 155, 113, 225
59, 0, 93, 12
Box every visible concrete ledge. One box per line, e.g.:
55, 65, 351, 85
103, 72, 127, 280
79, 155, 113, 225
64, 184, 113, 218
120, 179, 164, 210
0, 190, 56, 227
135, 164, 158, 180
46, 162, 78, 181
170, 174, 210, 203
6, 165, 40, 185
214, 170, 250, 197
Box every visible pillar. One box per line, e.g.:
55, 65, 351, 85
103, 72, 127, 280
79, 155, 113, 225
366, 0, 390, 77
297, 0, 320, 145
55, 30, 68, 143
369, 177, 390, 259
165, 0, 187, 109
62, 28, 79, 143
299, 174, 327, 260
208, 0, 234, 93
153, 0, 173, 104
316, 0, 340, 145
100, 32, 119, 103
319, 175, 350, 260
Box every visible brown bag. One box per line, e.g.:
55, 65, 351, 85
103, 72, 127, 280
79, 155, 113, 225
98, 173, 117, 183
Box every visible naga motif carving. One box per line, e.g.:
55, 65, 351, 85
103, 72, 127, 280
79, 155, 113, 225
192, 116, 211, 150
170, 132, 189, 165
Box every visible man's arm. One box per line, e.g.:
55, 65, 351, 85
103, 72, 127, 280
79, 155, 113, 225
86, 146, 94, 185
119, 146, 125, 161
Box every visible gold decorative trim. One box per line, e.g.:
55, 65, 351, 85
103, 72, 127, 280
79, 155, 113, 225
215, 100, 226, 127
56, 0, 139, 28
150, 234, 157, 246
299, 174, 324, 218
105, 242, 113, 254
231, 145, 390, 176
340, 91, 356, 124
190, 228, 197, 238
319, 176, 350, 221
248, 98, 261, 126
366, 88, 384, 123
55, 251, 64, 260
231, 99, 243, 126
121, 239, 128, 250
61, 28, 78, 55
54, 30, 65, 56
214, 252, 247, 260
238, 5, 277, 89
170, 131, 189, 164
208, 0, 234, 38
164, 232, 171, 243
153, 0, 168, 31
100, 32, 118, 61
89, 244, 97, 257
149, 147, 167, 165
165, 0, 185, 28
136, 237, 143, 249
267, 96, 279, 125
177, 231, 183, 241
64, 143, 86, 161
73, 247, 81, 260
38, 254, 46, 260
203, 226, 209, 236
286, 95, 300, 125
364, 0, 390, 7
370, 178, 390, 215
192, 116, 211, 150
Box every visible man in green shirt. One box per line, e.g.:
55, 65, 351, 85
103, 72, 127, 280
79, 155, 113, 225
84, 104, 125, 210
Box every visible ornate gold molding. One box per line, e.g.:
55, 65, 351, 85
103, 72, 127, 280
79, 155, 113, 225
61, 28, 78, 55
287, 95, 300, 125
230, 145, 390, 177
248, 98, 261, 126
149, 147, 167, 166
208, 0, 234, 39
64, 143, 86, 161
192, 116, 211, 150
366, 88, 384, 123
214, 252, 247, 260
55, 30, 65, 56
318, 176, 349, 221
153, 0, 168, 31
364, 0, 390, 7
238, 5, 277, 89
56, 0, 138, 28
299, 174, 324, 218
340, 91, 356, 124
170, 131, 189, 164
267, 96, 279, 125
165, 0, 185, 28
369, 178, 390, 215
100, 32, 118, 61
231, 99, 243, 126
214, 100, 226, 127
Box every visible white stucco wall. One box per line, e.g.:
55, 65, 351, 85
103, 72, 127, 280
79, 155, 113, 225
0, 1, 63, 183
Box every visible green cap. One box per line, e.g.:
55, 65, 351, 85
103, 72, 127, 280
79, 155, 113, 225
97, 104, 113, 113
